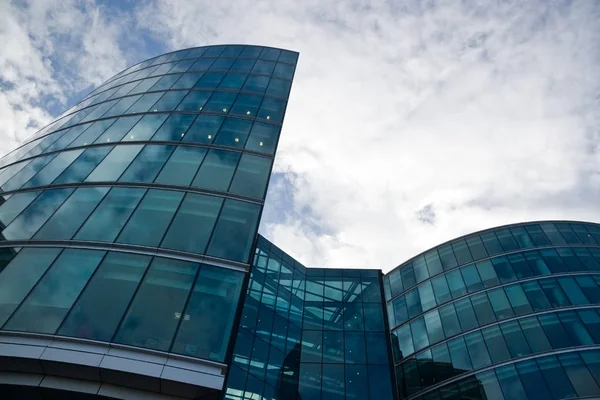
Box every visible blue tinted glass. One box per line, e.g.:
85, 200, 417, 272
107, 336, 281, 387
0, 191, 40, 227
2, 188, 74, 240
177, 90, 211, 111
155, 146, 206, 186
515, 359, 553, 400
75, 187, 146, 242
411, 317, 430, 351
476, 260, 499, 287
273, 62, 295, 79
53, 146, 112, 184
537, 354, 577, 399
257, 97, 286, 122
345, 331, 366, 363
85, 145, 143, 181
557, 311, 593, 345
500, 320, 531, 357
229, 154, 271, 198
557, 276, 589, 305
161, 194, 222, 253
510, 226, 535, 248
465, 331, 491, 369
219, 73, 247, 90
345, 365, 368, 399
418, 280, 436, 311
126, 92, 164, 113
243, 75, 270, 93
0, 248, 62, 326
539, 278, 570, 307
455, 298, 478, 331
171, 265, 244, 361
115, 258, 198, 351
148, 74, 180, 91
446, 269, 467, 298
206, 199, 260, 263
182, 115, 223, 144
492, 257, 516, 283
482, 325, 511, 363
438, 244, 458, 271
481, 232, 504, 255
496, 364, 528, 400
152, 91, 187, 111
94, 116, 142, 144
322, 364, 344, 400
3, 154, 56, 192
68, 119, 116, 147
102, 95, 143, 118
265, 78, 291, 98
471, 292, 496, 325
424, 309, 444, 344
559, 352, 600, 397
461, 265, 483, 292
4, 249, 104, 334
152, 114, 197, 142
34, 187, 108, 240
58, 252, 151, 341
194, 72, 224, 88
122, 114, 168, 141
119, 145, 174, 183
128, 76, 161, 94
539, 313, 573, 348
431, 275, 452, 303
299, 363, 321, 400
116, 189, 183, 247
521, 280, 551, 311
439, 303, 461, 337
192, 149, 240, 191
406, 288, 422, 318
245, 121, 280, 154
488, 288, 515, 319
171, 73, 202, 89
505, 284, 533, 315
425, 250, 443, 275
230, 58, 256, 73
203, 91, 237, 113
448, 336, 472, 371
214, 118, 253, 148
209, 57, 235, 71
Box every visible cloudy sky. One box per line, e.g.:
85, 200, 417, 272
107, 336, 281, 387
1, 0, 599, 271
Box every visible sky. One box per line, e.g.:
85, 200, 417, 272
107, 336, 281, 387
1, 0, 599, 272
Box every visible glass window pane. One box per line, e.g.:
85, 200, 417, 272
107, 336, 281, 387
538, 354, 577, 399
557, 276, 589, 305
515, 359, 553, 400
496, 229, 519, 251
424, 309, 445, 344
218, 73, 247, 90
245, 121, 280, 154
392, 296, 408, 327
298, 363, 321, 400
431, 275, 452, 304
149, 74, 180, 90
75, 187, 146, 242
230, 94, 262, 117
3, 154, 56, 192
505, 284, 533, 315
538, 313, 573, 348
406, 288, 422, 318
214, 118, 253, 149
345, 365, 368, 399
439, 303, 461, 337
507, 253, 534, 279
461, 265, 483, 293
155, 146, 206, 187
510, 226, 535, 248
192, 149, 240, 192
58, 252, 151, 341
448, 336, 472, 372
4, 249, 104, 334
151, 91, 187, 111
243, 75, 269, 93
482, 325, 511, 363
115, 258, 198, 352
465, 331, 491, 369
122, 114, 168, 142
94, 116, 142, 144
161, 194, 222, 254
446, 270, 467, 298
23, 149, 84, 188
476, 260, 499, 288
126, 92, 164, 114
518, 316, 551, 353
119, 145, 174, 183
466, 235, 488, 260
559, 352, 600, 397
53, 146, 112, 184
411, 317, 429, 351
500, 320, 530, 357
2, 188, 74, 240
266, 78, 291, 98
539, 278, 570, 307
0, 248, 62, 326
171, 72, 202, 89
558, 311, 593, 346
471, 292, 496, 326
182, 115, 223, 144
492, 257, 516, 283
524, 250, 551, 275
171, 265, 244, 361
395, 324, 414, 359
34, 187, 108, 240
438, 244, 458, 271
206, 199, 260, 263
151, 114, 197, 142
521, 280, 551, 311
366, 331, 388, 364
488, 288, 514, 320
202, 91, 237, 113
257, 98, 286, 122
496, 364, 528, 400
455, 298, 478, 331
85, 144, 144, 182
177, 91, 211, 112
229, 154, 272, 199
0, 191, 40, 228
116, 189, 184, 247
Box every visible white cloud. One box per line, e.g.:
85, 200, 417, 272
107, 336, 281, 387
1, 0, 598, 272
0, 0, 129, 154
135, 0, 600, 271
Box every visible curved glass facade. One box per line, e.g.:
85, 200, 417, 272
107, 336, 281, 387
0, 44, 298, 371
384, 221, 600, 399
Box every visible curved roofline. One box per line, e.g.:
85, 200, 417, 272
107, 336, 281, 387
385, 218, 600, 276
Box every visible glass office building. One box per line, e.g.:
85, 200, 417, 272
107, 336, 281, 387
0, 45, 599, 400
385, 221, 600, 400
0, 44, 298, 399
